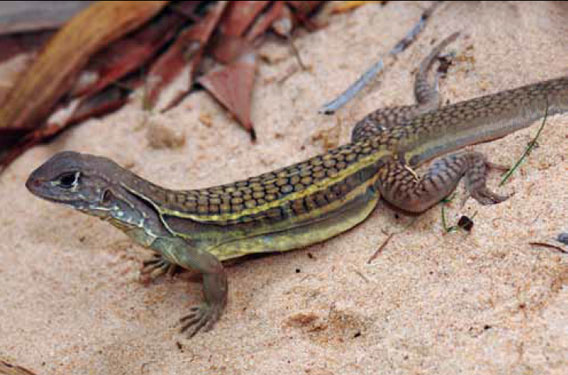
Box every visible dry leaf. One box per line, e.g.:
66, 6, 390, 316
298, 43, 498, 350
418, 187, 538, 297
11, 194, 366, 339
246, 1, 285, 42
71, 2, 198, 98
145, 1, 227, 111
0, 1, 167, 131
219, 1, 271, 37
197, 52, 257, 139
210, 35, 253, 64
272, 4, 296, 37
0, 31, 53, 65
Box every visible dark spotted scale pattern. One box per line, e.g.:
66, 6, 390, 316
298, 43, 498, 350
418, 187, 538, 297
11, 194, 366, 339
138, 138, 386, 219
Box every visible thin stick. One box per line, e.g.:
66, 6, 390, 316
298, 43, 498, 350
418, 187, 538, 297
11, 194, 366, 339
529, 242, 568, 255
367, 233, 394, 264
319, 60, 384, 114
318, 1, 442, 114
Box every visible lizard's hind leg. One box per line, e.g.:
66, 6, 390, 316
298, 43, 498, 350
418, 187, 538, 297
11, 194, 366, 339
377, 152, 509, 213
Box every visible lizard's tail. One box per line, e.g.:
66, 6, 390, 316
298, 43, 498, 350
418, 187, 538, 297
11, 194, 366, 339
402, 76, 568, 166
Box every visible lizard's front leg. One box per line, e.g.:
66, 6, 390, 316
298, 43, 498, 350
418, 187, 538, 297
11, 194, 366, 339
378, 152, 509, 213
151, 236, 227, 337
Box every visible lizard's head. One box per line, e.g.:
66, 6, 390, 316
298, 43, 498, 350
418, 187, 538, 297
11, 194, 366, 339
26, 151, 122, 216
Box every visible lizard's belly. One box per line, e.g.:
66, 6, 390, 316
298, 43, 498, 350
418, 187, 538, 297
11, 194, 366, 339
209, 189, 379, 261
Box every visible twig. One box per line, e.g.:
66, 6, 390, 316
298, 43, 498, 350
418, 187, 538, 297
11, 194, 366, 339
287, 35, 307, 70
351, 267, 371, 282
367, 233, 394, 264
500, 99, 549, 186
319, 60, 384, 114
367, 217, 418, 264
318, 1, 442, 114
529, 242, 568, 255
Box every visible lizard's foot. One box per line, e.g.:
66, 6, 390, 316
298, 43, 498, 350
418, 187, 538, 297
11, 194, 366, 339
463, 153, 512, 206
140, 254, 178, 283
179, 302, 223, 338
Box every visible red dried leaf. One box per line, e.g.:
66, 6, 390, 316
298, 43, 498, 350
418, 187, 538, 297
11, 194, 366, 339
210, 35, 253, 65
272, 4, 296, 38
71, 2, 199, 98
246, 1, 285, 42
52, 81, 140, 129
197, 52, 257, 139
0, 1, 167, 131
219, 1, 271, 37
0, 31, 54, 65
286, 1, 324, 31
145, 1, 227, 111
286, 1, 324, 16
210, 1, 271, 64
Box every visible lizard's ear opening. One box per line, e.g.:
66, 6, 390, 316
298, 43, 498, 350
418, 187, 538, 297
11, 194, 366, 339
101, 189, 114, 205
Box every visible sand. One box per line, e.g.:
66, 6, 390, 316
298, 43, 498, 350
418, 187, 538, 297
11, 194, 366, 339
1, 2, 567, 374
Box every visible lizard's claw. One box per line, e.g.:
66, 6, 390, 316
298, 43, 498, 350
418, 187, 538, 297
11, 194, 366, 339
140, 254, 178, 283
468, 186, 512, 206
179, 302, 222, 338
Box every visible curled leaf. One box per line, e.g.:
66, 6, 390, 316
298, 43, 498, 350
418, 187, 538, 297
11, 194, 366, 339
0, 1, 167, 130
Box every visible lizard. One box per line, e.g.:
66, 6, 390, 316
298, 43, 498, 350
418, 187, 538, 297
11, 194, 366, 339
25, 33, 568, 337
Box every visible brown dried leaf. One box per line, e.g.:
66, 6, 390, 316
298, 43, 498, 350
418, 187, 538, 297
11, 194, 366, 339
145, 1, 227, 111
246, 1, 285, 42
0, 78, 140, 171
197, 52, 257, 139
0, 1, 167, 131
0, 54, 34, 105
286, 1, 324, 16
286, 1, 324, 31
71, 2, 199, 98
272, 4, 296, 37
210, 35, 253, 65
0, 31, 54, 65
209, 1, 272, 64
219, 1, 271, 37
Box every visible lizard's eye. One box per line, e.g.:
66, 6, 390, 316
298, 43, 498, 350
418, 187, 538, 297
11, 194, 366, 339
57, 172, 80, 189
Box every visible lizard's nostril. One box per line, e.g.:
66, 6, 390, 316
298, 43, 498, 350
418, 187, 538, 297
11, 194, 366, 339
25, 177, 40, 191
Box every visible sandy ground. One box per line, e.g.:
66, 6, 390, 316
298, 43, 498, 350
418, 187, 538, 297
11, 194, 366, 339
1, 2, 568, 374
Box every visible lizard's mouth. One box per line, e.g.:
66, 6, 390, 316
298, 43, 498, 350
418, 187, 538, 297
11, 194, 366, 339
25, 173, 78, 205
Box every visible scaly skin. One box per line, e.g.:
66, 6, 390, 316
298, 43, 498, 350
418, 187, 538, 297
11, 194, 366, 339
25, 34, 568, 337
